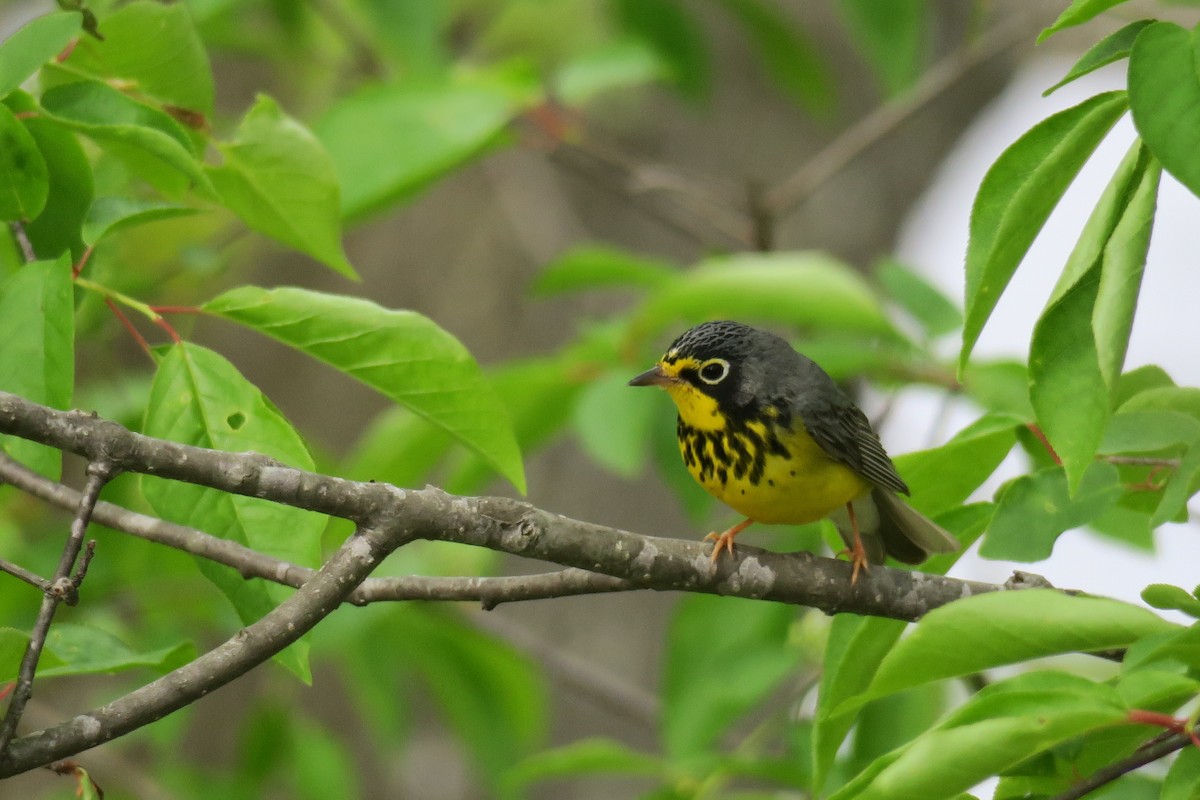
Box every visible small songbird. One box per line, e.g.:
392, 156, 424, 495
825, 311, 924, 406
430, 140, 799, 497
629, 320, 958, 582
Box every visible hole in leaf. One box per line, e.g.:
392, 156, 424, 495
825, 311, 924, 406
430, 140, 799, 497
227, 412, 246, 430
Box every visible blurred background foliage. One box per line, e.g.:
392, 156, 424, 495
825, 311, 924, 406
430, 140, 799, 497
5, 0, 1195, 798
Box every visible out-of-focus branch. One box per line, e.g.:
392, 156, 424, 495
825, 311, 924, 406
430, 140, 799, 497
761, 9, 1042, 217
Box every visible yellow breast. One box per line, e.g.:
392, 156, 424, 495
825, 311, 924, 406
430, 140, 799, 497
675, 399, 871, 525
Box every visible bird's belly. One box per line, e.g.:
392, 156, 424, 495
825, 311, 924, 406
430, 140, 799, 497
679, 421, 871, 525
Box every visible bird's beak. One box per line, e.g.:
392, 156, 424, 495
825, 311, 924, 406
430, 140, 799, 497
628, 364, 674, 387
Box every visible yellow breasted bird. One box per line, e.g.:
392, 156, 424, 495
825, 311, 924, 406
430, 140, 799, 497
629, 320, 958, 582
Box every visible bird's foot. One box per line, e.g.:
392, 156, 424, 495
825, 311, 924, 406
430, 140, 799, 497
704, 519, 753, 563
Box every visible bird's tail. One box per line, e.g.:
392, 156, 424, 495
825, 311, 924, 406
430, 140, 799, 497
870, 489, 959, 564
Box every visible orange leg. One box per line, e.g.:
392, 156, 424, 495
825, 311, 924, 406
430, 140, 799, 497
704, 518, 754, 563
843, 502, 869, 585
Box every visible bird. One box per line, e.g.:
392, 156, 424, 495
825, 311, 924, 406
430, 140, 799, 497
628, 320, 958, 583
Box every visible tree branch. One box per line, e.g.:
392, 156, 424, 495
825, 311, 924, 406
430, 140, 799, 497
0, 461, 115, 755
0, 390, 1006, 624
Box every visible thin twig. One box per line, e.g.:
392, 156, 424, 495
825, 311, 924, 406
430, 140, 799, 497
762, 9, 1042, 217
103, 298, 154, 359
1048, 728, 1197, 800
0, 462, 115, 755
0, 558, 51, 593
531, 112, 754, 249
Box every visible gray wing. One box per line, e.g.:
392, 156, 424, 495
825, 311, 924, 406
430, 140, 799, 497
798, 394, 910, 496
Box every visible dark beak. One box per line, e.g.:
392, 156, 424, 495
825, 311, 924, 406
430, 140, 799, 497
628, 364, 673, 387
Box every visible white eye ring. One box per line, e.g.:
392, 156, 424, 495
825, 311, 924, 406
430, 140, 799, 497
698, 359, 730, 385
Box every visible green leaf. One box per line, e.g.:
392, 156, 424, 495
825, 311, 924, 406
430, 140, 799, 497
532, 245, 678, 296
842, 590, 1176, 708
1099, 409, 1200, 455
1129, 22, 1200, 199
0, 11, 81, 99
0, 103, 48, 221
1155, 441, 1200, 526
204, 286, 526, 493
64, 0, 215, 117
1045, 20, 1154, 95
445, 356, 587, 493
1163, 747, 1200, 800
1142, 584, 1200, 618
40, 79, 211, 196
6, 90, 92, 259
1123, 622, 1200, 675
981, 463, 1122, 561
635, 251, 897, 340
315, 74, 532, 219
142, 343, 324, 682
1114, 388, 1200, 524
1030, 271, 1109, 492
82, 196, 199, 246
1115, 364, 1176, 408
811, 504, 992, 793
571, 370, 659, 478
0, 624, 193, 682
503, 738, 663, 796
395, 607, 546, 787
1028, 142, 1157, 489
834, 0, 926, 95
717, 0, 832, 111
892, 414, 1018, 517
813, 615, 907, 794
613, 0, 709, 98
834, 672, 1126, 800
876, 258, 961, 339
961, 360, 1034, 419
850, 684, 947, 778
1092, 150, 1160, 387
663, 595, 798, 760
1116, 668, 1200, 709
553, 38, 668, 105
0, 256, 74, 479
1039, 0, 1132, 43
207, 95, 355, 278
961, 91, 1128, 371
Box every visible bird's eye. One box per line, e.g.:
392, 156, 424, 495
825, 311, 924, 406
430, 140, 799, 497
698, 359, 730, 384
